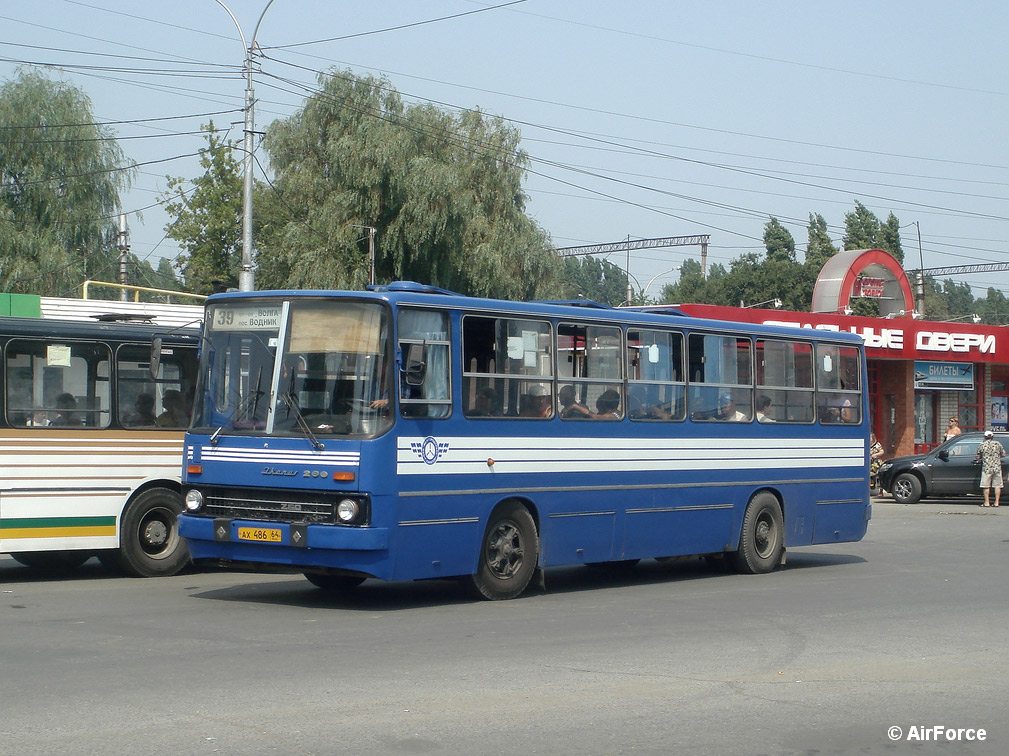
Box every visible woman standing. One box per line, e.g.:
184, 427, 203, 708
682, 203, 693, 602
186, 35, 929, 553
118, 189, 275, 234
943, 417, 962, 443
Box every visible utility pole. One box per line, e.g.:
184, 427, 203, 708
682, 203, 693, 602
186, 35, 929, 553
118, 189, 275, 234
352, 225, 378, 286
625, 235, 633, 305
914, 221, 925, 318
215, 0, 276, 293
117, 213, 130, 301
368, 226, 377, 286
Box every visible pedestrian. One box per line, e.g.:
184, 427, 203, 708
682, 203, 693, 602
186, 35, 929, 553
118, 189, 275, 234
975, 429, 1006, 507
869, 432, 885, 495
943, 416, 962, 443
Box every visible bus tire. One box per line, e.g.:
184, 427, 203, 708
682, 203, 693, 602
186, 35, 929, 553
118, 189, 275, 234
109, 487, 190, 577
730, 492, 784, 575
304, 573, 366, 591
465, 502, 539, 600
891, 473, 922, 505
11, 551, 91, 572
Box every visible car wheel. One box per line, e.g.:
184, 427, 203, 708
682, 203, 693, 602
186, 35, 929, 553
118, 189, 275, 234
891, 473, 923, 504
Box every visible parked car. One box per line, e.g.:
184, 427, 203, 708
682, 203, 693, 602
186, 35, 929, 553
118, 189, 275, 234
877, 431, 1009, 504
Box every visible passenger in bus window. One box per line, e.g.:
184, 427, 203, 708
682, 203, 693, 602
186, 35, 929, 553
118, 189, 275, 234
717, 392, 748, 422
156, 390, 189, 427
27, 409, 49, 427
755, 395, 774, 423
819, 378, 854, 424
468, 386, 503, 417
520, 384, 553, 418
558, 384, 591, 419
592, 389, 622, 420
124, 393, 157, 426
52, 393, 80, 426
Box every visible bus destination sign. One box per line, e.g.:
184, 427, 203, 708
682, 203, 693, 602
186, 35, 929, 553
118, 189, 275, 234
211, 306, 283, 331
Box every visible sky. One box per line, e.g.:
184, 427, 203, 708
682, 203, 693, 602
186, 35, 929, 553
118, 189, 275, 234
3, 0, 1009, 305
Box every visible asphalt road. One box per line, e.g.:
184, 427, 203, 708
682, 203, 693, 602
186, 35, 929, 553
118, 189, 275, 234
1, 496, 1007, 756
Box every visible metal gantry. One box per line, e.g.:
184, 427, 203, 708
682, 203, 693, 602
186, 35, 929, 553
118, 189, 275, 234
555, 235, 712, 301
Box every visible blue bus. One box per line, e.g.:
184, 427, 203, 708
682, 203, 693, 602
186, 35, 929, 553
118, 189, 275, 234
177, 282, 870, 599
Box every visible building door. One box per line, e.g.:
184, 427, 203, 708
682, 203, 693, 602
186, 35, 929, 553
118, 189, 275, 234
914, 392, 937, 453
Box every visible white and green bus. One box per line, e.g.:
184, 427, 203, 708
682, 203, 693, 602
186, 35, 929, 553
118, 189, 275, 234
0, 304, 200, 576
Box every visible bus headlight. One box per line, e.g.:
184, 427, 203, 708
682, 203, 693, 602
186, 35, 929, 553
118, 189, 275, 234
336, 498, 360, 523
184, 489, 204, 512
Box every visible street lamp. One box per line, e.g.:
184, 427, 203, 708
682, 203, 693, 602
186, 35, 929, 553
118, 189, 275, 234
215, 0, 277, 292
641, 265, 681, 301
945, 314, 982, 324
743, 298, 782, 309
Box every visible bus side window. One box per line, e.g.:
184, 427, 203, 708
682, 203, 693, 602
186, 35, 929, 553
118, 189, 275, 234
398, 309, 452, 419
687, 333, 753, 422
462, 314, 552, 418
816, 344, 862, 425
117, 344, 198, 429
6, 339, 111, 429
626, 328, 684, 422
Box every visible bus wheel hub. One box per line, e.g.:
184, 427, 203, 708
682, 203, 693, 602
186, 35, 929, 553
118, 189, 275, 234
144, 521, 168, 546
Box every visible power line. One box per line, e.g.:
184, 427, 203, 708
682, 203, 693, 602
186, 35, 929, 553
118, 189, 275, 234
262, 0, 530, 50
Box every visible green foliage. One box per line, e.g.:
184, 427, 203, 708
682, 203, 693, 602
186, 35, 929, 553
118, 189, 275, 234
558, 256, 628, 305
842, 201, 903, 264
804, 213, 837, 272
942, 279, 974, 320
763, 217, 795, 263
255, 70, 559, 299
0, 69, 131, 295
162, 123, 243, 295
977, 289, 1009, 326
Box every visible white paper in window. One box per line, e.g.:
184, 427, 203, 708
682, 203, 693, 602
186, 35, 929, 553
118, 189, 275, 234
47, 345, 72, 367
507, 336, 524, 360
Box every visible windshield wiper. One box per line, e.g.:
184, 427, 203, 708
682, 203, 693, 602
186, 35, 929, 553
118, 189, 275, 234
279, 391, 324, 451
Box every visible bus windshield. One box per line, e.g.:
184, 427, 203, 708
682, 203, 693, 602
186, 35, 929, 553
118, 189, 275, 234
194, 299, 392, 437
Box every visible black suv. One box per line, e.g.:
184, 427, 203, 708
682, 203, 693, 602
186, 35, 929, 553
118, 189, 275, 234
878, 431, 1009, 504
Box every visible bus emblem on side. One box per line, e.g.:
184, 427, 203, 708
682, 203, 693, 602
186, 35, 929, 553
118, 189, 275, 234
413, 437, 449, 465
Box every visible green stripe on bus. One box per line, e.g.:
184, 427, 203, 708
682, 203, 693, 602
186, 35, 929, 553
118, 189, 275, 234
0, 516, 117, 529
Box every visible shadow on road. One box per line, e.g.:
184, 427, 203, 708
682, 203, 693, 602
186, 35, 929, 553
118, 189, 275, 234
185, 548, 867, 611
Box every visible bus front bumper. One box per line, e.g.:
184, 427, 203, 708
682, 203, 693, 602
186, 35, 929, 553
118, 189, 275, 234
178, 514, 389, 551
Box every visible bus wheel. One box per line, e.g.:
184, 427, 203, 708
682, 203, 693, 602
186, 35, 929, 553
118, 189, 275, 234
730, 492, 784, 575
465, 502, 539, 600
11, 551, 91, 572
109, 487, 190, 577
891, 473, 922, 505
304, 573, 366, 591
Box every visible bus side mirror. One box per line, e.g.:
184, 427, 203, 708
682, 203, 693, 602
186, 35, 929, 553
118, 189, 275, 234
403, 343, 427, 387
149, 337, 162, 380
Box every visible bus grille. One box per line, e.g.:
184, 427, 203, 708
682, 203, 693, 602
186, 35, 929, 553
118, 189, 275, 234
202, 489, 337, 524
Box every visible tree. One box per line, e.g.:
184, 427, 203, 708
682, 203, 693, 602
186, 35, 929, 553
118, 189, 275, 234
763, 217, 796, 263
559, 256, 627, 305
162, 123, 243, 294
255, 70, 558, 299
0, 69, 131, 295
658, 259, 727, 305
978, 288, 1009, 325
942, 279, 975, 319
842, 201, 903, 264
804, 213, 837, 272
880, 212, 904, 264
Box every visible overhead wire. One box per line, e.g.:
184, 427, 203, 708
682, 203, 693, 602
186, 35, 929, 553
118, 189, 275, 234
5, 3, 1008, 292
